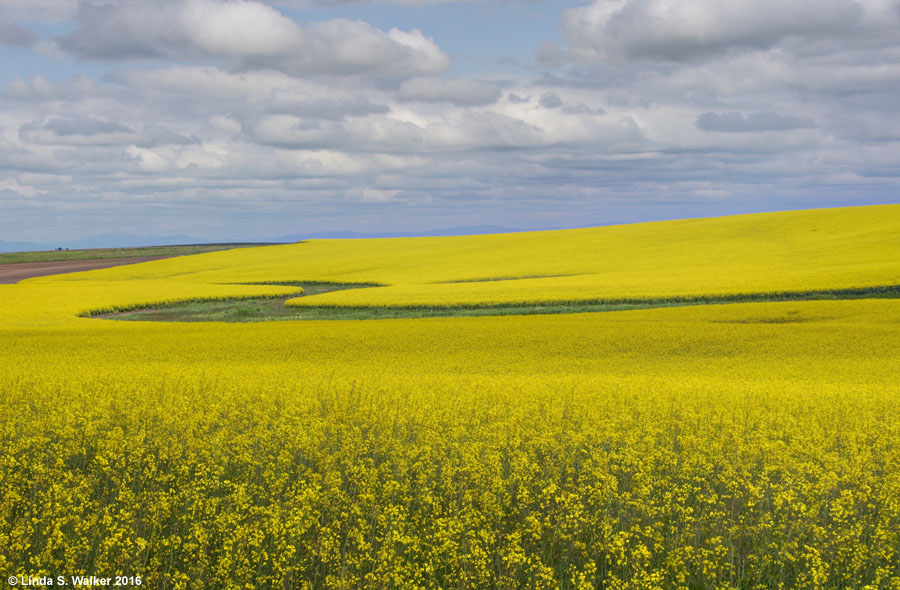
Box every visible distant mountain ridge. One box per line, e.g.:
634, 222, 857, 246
0, 234, 207, 253
0, 240, 45, 253
0, 226, 536, 253
274, 225, 527, 242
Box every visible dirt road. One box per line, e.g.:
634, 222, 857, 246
0, 256, 171, 284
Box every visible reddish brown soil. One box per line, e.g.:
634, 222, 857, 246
0, 256, 171, 284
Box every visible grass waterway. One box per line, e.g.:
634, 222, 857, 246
88, 283, 900, 322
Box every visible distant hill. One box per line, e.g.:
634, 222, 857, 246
274, 225, 527, 242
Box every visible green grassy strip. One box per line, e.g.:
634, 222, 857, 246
81, 282, 372, 319
234, 281, 383, 294
300, 284, 900, 311
87, 283, 900, 322
81, 292, 302, 319
0, 243, 282, 265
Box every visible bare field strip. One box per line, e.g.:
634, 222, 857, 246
0, 242, 279, 265
0, 256, 172, 284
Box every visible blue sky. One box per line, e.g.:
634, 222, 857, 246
1, 0, 899, 247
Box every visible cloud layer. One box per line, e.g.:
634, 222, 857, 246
1, 0, 899, 243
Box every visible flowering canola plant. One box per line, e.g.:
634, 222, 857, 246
0, 205, 899, 589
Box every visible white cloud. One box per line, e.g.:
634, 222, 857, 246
126, 146, 169, 172
248, 20, 449, 77
59, 1, 450, 78
360, 188, 400, 203
0, 177, 46, 198
176, 144, 229, 170
59, 0, 301, 59
430, 112, 546, 149
180, 0, 302, 56
560, 0, 899, 63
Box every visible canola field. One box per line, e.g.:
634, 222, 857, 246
1, 205, 900, 589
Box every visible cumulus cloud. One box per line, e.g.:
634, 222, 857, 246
396, 77, 502, 106
59, 0, 449, 77
245, 20, 449, 77
560, 0, 899, 63
696, 111, 817, 133
60, 0, 306, 59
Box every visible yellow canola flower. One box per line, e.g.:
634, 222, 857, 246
0, 205, 898, 588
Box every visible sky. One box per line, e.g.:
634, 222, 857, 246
1, 0, 899, 245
